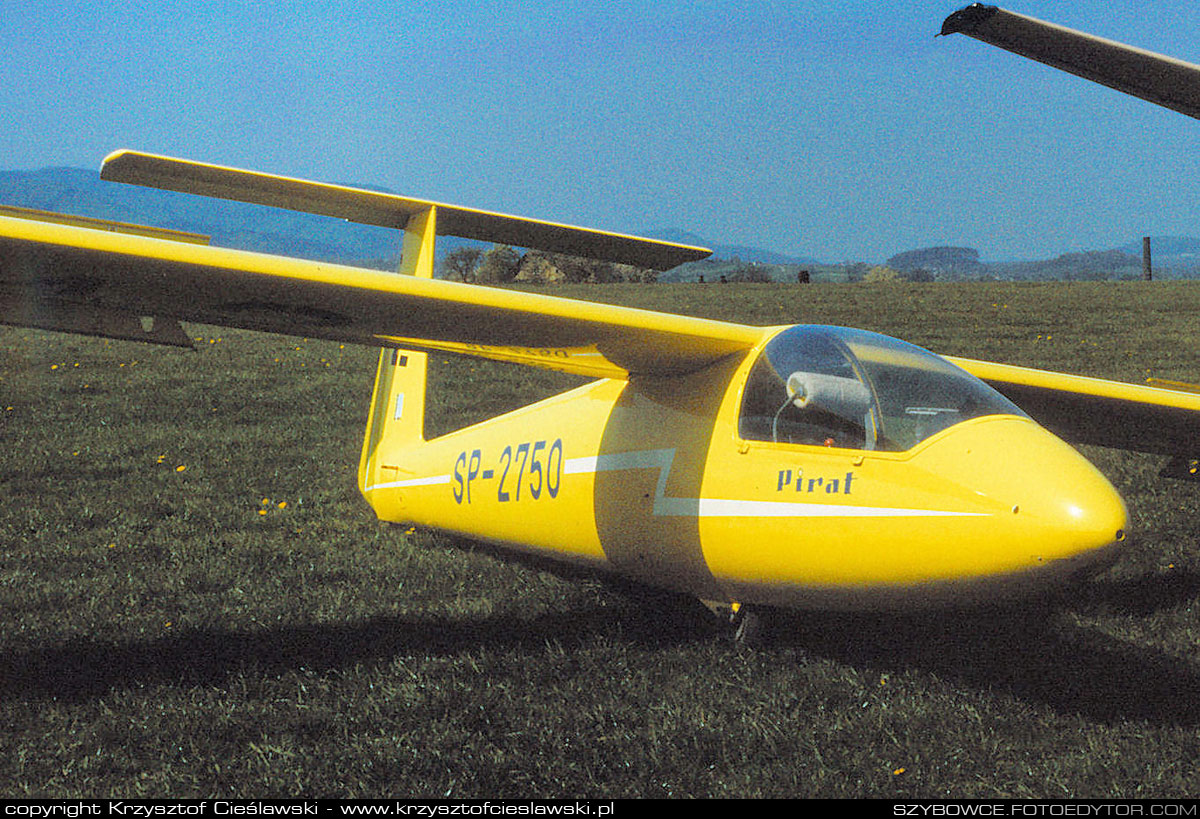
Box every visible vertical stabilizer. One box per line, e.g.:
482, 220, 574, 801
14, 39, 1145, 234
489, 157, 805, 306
358, 207, 436, 500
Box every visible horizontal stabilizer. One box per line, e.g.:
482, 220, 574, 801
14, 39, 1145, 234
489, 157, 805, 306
101, 151, 711, 270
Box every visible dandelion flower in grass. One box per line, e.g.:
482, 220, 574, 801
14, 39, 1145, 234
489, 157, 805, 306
175, 465, 187, 472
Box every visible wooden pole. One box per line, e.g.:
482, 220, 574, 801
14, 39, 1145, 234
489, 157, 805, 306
1143, 236, 1153, 280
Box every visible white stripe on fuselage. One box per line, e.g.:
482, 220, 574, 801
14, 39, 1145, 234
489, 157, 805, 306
363, 474, 451, 492
366, 448, 984, 518
568, 448, 983, 518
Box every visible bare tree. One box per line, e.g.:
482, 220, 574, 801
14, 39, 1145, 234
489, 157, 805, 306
475, 244, 522, 283
440, 246, 484, 282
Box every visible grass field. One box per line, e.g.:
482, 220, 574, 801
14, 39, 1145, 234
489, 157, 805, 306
3, 281, 1200, 799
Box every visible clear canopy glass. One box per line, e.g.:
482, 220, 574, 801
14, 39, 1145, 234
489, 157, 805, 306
738, 325, 1026, 451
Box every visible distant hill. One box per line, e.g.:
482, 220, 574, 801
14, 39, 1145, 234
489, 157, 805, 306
643, 228, 821, 267
0, 166, 409, 267
989, 249, 1143, 281
886, 246, 987, 278
883, 243, 1190, 281
5, 166, 1199, 280
1116, 237, 1200, 270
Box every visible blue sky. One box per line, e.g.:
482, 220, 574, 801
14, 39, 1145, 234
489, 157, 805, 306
3, 1, 1200, 262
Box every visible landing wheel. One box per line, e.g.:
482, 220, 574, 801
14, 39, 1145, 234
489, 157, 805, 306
732, 604, 771, 646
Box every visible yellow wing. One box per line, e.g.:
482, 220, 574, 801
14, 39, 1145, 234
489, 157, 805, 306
0, 155, 757, 380
940, 4, 1200, 120
949, 356, 1200, 458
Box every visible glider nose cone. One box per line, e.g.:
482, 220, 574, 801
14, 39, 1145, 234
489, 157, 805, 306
917, 416, 1128, 579
1008, 425, 1127, 566
1026, 457, 1128, 578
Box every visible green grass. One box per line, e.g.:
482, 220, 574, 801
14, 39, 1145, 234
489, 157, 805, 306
3, 281, 1200, 798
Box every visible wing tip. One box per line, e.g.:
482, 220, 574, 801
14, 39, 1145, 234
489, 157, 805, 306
939, 4, 999, 37
100, 147, 139, 179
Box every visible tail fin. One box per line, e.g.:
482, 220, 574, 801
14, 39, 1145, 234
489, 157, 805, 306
358, 208, 435, 499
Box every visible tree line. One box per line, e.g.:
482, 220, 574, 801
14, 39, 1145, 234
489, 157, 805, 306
440, 245, 657, 284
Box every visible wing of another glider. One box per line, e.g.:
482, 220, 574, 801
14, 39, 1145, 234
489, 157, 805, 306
940, 4, 1200, 120
0, 212, 760, 379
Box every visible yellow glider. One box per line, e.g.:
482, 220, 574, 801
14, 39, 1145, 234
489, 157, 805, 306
0, 148, 1190, 622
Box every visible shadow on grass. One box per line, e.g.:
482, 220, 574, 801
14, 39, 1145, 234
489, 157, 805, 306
767, 569, 1200, 727
5, 570, 1198, 728
0, 593, 719, 706
1072, 568, 1200, 617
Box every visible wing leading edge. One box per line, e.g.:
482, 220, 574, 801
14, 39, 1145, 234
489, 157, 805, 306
0, 213, 761, 379
950, 356, 1200, 458
7, 207, 1200, 452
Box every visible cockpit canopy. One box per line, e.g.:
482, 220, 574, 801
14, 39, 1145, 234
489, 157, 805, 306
739, 325, 1026, 452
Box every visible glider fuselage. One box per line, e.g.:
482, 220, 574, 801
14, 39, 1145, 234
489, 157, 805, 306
360, 324, 1128, 610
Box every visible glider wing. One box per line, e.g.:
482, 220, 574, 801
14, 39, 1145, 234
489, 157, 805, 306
0, 211, 759, 379
950, 356, 1200, 458
940, 4, 1200, 120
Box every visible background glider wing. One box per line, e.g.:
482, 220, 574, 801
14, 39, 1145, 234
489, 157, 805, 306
949, 356, 1200, 459
940, 8, 1200, 459
0, 213, 760, 379
940, 4, 1200, 120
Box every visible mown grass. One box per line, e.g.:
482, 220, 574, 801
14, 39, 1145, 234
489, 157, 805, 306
3, 281, 1200, 799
